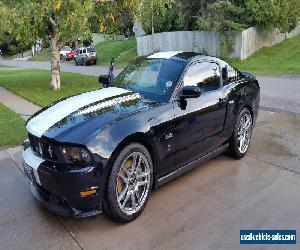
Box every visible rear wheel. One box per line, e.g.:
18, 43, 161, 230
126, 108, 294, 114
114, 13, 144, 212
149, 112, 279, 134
106, 143, 153, 223
228, 108, 253, 159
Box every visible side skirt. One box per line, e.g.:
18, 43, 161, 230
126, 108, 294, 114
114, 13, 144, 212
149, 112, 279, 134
156, 143, 229, 188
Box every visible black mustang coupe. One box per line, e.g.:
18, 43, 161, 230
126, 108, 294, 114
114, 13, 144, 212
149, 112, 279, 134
22, 52, 260, 222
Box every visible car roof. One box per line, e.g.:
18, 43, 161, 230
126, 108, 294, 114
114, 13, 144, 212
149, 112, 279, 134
147, 51, 227, 66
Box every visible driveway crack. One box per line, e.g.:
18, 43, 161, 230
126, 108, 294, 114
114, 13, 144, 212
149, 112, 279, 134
246, 154, 300, 176
56, 216, 85, 250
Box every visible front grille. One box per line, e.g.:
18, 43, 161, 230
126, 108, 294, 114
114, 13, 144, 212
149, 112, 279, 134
28, 134, 58, 161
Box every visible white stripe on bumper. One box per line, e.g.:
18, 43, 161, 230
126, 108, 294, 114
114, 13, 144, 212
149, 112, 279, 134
26, 87, 130, 138
23, 147, 44, 185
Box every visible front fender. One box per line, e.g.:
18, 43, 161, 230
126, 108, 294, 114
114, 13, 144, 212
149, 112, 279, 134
86, 117, 151, 160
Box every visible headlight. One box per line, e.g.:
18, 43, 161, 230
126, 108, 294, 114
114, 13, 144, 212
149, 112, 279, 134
62, 146, 92, 164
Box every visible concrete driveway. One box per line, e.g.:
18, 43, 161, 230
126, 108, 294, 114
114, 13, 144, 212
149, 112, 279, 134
0, 109, 299, 250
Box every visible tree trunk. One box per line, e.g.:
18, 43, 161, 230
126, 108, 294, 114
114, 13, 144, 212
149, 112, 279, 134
50, 31, 61, 90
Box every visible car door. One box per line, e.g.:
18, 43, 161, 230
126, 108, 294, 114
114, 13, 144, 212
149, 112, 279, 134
76, 49, 82, 62
172, 61, 228, 169
82, 48, 87, 59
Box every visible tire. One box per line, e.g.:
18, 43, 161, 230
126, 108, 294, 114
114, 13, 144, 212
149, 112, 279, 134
105, 143, 153, 223
228, 108, 253, 159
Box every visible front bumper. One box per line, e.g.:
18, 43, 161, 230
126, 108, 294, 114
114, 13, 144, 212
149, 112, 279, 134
23, 147, 106, 218
29, 182, 101, 218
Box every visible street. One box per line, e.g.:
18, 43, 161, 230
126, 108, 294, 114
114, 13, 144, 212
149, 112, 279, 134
0, 109, 299, 249
0, 60, 123, 77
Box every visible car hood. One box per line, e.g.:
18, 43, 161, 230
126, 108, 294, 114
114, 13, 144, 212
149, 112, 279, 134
26, 87, 159, 143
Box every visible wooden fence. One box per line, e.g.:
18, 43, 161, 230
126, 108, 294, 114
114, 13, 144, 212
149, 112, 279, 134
136, 23, 300, 59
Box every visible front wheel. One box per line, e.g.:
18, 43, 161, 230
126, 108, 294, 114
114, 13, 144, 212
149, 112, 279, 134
106, 143, 153, 223
228, 108, 253, 159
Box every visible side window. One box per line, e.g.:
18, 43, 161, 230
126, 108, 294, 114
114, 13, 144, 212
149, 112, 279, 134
83, 49, 87, 54
183, 62, 221, 92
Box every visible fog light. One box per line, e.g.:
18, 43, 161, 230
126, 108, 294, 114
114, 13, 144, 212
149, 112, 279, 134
80, 188, 97, 197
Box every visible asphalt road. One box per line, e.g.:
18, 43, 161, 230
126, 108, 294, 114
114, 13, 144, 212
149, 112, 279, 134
257, 76, 300, 115
0, 59, 123, 77
0, 110, 299, 249
1, 59, 299, 115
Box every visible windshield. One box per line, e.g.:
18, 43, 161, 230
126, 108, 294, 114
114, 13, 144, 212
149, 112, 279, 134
62, 46, 71, 51
112, 58, 185, 102
87, 48, 96, 52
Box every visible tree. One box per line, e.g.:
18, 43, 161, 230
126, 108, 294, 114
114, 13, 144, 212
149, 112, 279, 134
245, 0, 298, 32
91, 0, 139, 35
138, 0, 177, 34
176, 0, 202, 30
197, 1, 245, 32
1, 0, 94, 90
196, 0, 299, 33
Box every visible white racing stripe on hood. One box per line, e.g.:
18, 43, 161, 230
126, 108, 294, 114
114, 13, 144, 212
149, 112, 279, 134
26, 87, 131, 138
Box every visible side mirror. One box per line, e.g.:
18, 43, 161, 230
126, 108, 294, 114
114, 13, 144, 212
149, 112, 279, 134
99, 75, 110, 88
179, 86, 201, 99
99, 57, 115, 88
222, 67, 228, 82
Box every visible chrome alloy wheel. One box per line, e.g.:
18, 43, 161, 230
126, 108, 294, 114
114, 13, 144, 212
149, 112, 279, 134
116, 152, 151, 215
237, 112, 252, 154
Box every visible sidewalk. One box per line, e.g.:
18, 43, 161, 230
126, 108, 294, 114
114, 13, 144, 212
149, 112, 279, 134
0, 87, 40, 120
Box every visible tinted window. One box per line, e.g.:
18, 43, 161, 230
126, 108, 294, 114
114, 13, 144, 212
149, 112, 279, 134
113, 58, 185, 102
183, 62, 220, 92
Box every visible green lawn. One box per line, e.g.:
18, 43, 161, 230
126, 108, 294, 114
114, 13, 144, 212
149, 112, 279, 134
230, 35, 300, 76
0, 64, 12, 68
30, 48, 51, 62
0, 69, 99, 107
0, 104, 26, 147
95, 38, 137, 67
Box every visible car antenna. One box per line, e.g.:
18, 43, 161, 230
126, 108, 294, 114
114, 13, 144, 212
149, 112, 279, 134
108, 57, 115, 82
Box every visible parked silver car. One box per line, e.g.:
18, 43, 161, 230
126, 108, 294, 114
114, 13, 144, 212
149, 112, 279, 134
75, 47, 97, 66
